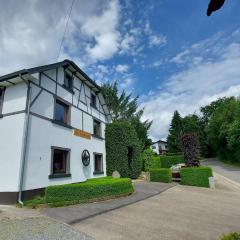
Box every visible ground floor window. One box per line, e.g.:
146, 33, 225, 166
94, 153, 103, 174
49, 147, 71, 178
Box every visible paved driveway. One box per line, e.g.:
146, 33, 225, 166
41, 182, 175, 224
74, 174, 240, 240
203, 158, 240, 183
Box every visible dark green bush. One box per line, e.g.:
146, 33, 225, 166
180, 166, 213, 188
220, 233, 240, 240
45, 177, 134, 204
160, 155, 184, 168
106, 121, 142, 178
150, 168, 172, 183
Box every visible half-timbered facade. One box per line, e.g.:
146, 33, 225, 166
0, 60, 111, 204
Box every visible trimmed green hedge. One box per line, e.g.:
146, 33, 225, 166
160, 155, 184, 168
180, 166, 213, 188
45, 177, 134, 205
106, 121, 142, 179
151, 156, 162, 169
150, 168, 172, 183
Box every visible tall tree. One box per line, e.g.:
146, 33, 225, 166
182, 114, 208, 157
101, 81, 138, 121
102, 81, 152, 150
167, 111, 183, 153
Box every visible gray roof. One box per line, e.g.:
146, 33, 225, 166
152, 140, 167, 145
0, 59, 101, 92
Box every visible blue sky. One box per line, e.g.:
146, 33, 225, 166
0, 0, 240, 140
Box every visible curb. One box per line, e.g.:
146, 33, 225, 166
214, 172, 240, 189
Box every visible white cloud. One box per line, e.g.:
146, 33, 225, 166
120, 76, 134, 89
115, 64, 129, 73
83, 0, 121, 61
140, 35, 240, 141
0, 0, 121, 75
149, 35, 167, 47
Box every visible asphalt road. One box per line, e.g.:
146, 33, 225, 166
203, 158, 240, 183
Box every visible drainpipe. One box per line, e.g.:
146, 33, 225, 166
18, 76, 32, 206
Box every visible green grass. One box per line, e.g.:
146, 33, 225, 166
149, 168, 172, 183
24, 177, 134, 208
220, 232, 240, 240
180, 166, 213, 188
220, 159, 240, 168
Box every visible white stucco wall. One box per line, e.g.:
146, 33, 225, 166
2, 82, 27, 114
22, 66, 108, 190
151, 143, 159, 155
23, 115, 106, 190
0, 65, 109, 193
0, 82, 27, 192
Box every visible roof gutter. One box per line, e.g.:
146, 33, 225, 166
18, 76, 32, 206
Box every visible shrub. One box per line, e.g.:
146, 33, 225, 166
220, 233, 240, 240
160, 155, 184, 168
182, 133, 200, 167
141, 148, 155, 171
106, 121, 142, 178
150, 168, 172, 183
151, 156, 162, 169
45, 177, 134, 205
180, 166, 213, 188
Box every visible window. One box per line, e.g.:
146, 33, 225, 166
93, 119, 101, 137
50, 147, 71, 178
0, 88, 5, 114
94, 153, 103, 174
152, 146, 156, 149
91, 93, 97, 108
54, 99, 70, 125
64, 72, 73, 91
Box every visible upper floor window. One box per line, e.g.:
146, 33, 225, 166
64, 72, 73, 91
54, 99, 70, 125
91, 93, 97, 108
93, 119, 101, 137
0, 88, 5, 114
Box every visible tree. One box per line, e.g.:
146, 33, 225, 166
101, 81, 138, 121
167, 111, 183, 153
206, 97, 240, 161
182, 114, 208, 157
102, 81, 152, 150
182, 133, 200, 167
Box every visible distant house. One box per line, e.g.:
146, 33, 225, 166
151, 140, 167, 155
0, 60, 111, 204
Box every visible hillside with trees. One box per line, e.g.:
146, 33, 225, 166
167, 97, 240, 164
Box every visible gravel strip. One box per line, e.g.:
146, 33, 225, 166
0, 217, 94, 240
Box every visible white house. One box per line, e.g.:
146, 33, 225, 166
151, 140, 167, 155
0, 60, 111, 204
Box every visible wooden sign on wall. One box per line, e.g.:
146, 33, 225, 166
73, 129, 91, 140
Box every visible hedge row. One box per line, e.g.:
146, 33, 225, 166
151, 156, 162, 169
180, 166, 213, 188
149, 168, 172, 183
106, 122, 142, 179
45, 177, 134, 204
160, 155, 184, 168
